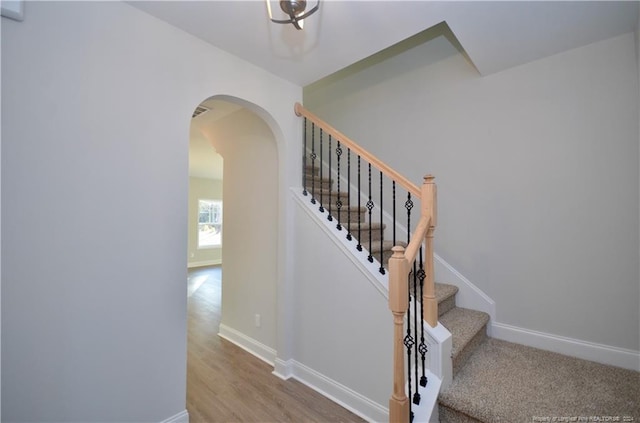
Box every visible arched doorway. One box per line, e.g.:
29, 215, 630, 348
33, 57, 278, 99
187, 95, 280, 415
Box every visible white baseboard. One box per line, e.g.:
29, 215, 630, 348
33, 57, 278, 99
492, 321, 640, 371
187, 259, 221, 269
273, 358, 294, 380
160, 410, 189, 423
290, 360, 389, 423
218, 324, 276, 366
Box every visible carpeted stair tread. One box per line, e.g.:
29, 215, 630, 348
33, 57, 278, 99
306, 189, 348, 199
343, 221, 385, 231
439, 338, 640, 422
369, 239, 408, 253
435, 283, 458, 317
439, 307, 489, 374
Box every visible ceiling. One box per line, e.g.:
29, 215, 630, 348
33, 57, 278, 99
130, 1, 638, 87
149, 0, 639, 179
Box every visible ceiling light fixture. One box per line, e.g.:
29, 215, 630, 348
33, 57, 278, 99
266, 0, 320, 30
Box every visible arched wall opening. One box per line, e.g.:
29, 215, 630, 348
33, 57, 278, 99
188, 94, 281, 361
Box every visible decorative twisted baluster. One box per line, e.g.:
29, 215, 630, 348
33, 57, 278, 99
335, 141, 342, 230
366, 163, 374, 263
379, 171, 385, 275
310, 123, 317, 205
418, 248, 428, 388
327, 135, 333, 221
319, 129, 324, 213
412, 261, 420, 406
356, 156, 362, 251
392, 181, 396, 246
302, 117, 308, 196
405, 274, 414, 421
347, 149, 352, 241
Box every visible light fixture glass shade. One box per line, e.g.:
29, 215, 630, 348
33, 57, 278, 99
266, 0, 319, 30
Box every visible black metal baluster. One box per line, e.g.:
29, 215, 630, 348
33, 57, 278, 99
367, 163, 374, 263
404, 273, 415, 423
418, 247, 428, 387
310, 123, 317, 205
356, 156, 362, 251
347, 149, 352, 241
336, 142, 343, 230
392, 182, 396, 247
379, 171, 385, 274
327, 135, 332, 221
413, 260, 421, 405
319, 129, 324, 212
303, 117, 308, 196
404, 192, 414, 421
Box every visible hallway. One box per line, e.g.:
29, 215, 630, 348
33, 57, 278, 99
186, 266, 365, 422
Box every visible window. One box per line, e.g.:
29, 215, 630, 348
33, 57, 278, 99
198, 199, 222, 248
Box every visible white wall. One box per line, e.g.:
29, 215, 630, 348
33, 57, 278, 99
203, 109, 279, 352
292, 195, 392, 419
188, 177, 223, 267
1, 2, 300, 421
305, 32, 640, 352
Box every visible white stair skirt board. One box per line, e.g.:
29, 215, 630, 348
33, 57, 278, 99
160, 410, 189, 423
424, 322, 453, 390
218, 324, 276, 366
288, 360, 389, 423
292, 189, 390, 299
411, 371, 442, 423
491, 322, 640, 372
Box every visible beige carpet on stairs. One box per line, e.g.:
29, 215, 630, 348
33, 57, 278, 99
439, 337, 640, 423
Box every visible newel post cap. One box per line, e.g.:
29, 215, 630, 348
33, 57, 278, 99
423, 174, 435, 183
391, 246, 406, 259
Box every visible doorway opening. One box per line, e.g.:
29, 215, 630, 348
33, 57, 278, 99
186, 95, 280, 418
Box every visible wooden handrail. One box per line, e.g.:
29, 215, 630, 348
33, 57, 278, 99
403, 215, 431, 265
295, 103, 420, 198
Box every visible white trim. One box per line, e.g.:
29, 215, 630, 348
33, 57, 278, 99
187, 259, 221, 269
218, 324, 276, 366
434, 253, 496, 330
492, 321, 640, 371
290, 360, 389, 423
292, 189, 390, 299
410, 371, 442, 423
424, 322, 453, 390
159, 410, 189, 423
272, 358, 294, 380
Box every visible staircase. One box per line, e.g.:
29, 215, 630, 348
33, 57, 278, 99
304, 165, 405, 268
295, 102, 639, 423
435, 283, 640, 423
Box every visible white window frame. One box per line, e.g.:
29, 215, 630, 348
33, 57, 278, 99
198, 199, 222, 249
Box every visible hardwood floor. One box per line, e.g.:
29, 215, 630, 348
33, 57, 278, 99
187, 266, 366, 422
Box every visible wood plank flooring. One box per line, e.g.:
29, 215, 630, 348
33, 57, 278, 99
187, 266, 366, 423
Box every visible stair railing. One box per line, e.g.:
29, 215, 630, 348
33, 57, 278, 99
294, 103, 438, 422
388, 176, 437, 422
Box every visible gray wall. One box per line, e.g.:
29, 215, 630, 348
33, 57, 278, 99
305, 32, 640, 352
1, 2, 300, 421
